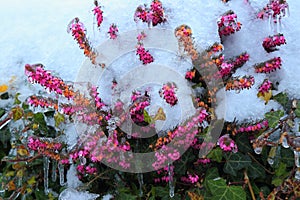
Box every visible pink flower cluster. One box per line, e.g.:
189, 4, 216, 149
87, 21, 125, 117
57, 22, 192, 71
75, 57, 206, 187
218, 62, 234, 78
130, 92, 150, 123
91, 85, 105, 110
28, 137, 62, 151
93, 0, 104, 28
154, 165, 174, 183
254, 57, 282, 73
258, 79, 272, 95
235, 120, 269, 134
217, 134, 238, 153
25, 64, 74, 99
225, 76, 255, 91
108, 24, 118, 39
181, 174, 199, 184
136, 44, 154, 65
231, 52, 250, 69
262, 34, 286, 52
27, 95, 58, 111
160, 83, 178, 106
185, 70, 196, 81
68, 18, 97, 64
196, 158, 211, 165
257, 0, 289, 23
77, 165, 97, 176
134, 0, 166, 26
217, 10, 242, 37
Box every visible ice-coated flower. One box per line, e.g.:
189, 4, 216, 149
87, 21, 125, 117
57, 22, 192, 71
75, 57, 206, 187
108, 24, 118, 39
218, 134, 238, 152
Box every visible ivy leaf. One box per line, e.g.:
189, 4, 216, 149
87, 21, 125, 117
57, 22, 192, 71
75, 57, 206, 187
223, 152, 251, 176
207, 147, 223, 162
264, 110, 284, 128
272, 92, 289, 107
14, 93, 21, 105
11, 106, 23, 121
207, 178, 246, 200
0, 92, 9, 99
204, 167, 219, 190
275, 162, 287, 177
295, 102, 300, 118
247, 162, 266, 179
235, 134, 252, 154
54, 112, 65, 127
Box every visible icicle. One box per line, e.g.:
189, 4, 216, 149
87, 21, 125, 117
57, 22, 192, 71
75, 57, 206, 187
58, 163, 67, 186
168, 163, 175, 198
254, 146, 262, 154
295, 168, 300, 180
282, 136, 289, 148
294, 150, 300, 168
52, 159, 57, 182
43, 156, 50, 194
137, 173, 144, 197
267, 146, 276, 165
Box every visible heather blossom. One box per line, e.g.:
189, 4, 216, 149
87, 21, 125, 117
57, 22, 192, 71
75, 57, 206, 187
108, 24, 118, 39
217, 134, 238, 152
262, 34, 286, 52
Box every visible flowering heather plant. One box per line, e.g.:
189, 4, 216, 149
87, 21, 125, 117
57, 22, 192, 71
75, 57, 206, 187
258, 79, 273, 97
129, 91, 150, 124
68, 18, 98, 65
27, 95, 58, 111
136, 32, 154, 65
160, 83, 178, 106
217, 10, 242, 38
175, 25, 198, 60
225, 75, 255, 91
232, 120, 269, 135
257, 0, 289, 23
262, 33, 286, 52
93, 0, 104, 28
134, 0, 166, 26
25, 64, 74, 99
254, 57, 282, 73
108, 23, 118, 39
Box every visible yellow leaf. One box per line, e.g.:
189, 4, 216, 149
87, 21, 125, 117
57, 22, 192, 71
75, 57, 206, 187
9, 76, 17, 84
26, 187, 33, 194
5, 171, 15, 177
152, 107, 166, 121
187, 191, 204, 200
17, 146, 29, 156
0, 84, 8, 93
257, 90, 272, 104
27, 176, 36, 186
7, 180, 16, 191
16, 169, 24, 177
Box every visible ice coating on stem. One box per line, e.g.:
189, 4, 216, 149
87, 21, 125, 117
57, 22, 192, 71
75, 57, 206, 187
43, 156, 50, 194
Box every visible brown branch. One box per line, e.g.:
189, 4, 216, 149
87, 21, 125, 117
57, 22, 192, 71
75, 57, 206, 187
247, 152, 275, 175
244, 170, 256, 200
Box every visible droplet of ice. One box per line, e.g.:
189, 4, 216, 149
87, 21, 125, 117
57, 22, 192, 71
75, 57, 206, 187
254, 147, 262, 154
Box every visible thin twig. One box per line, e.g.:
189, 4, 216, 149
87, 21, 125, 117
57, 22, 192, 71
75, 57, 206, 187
244, 170, 256, 200
247, 152, 275, 175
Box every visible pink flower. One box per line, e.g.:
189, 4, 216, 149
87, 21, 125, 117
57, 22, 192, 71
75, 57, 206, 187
218, 134, 238, 152
108, 24, 118, 39
93, 1, 103, 28
160, 83, 178, 106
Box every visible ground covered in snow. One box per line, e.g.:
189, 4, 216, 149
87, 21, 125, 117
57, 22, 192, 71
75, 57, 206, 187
0, 0, 300, 199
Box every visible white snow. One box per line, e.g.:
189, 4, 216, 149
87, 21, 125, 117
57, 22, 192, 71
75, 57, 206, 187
1, 0, 300, 198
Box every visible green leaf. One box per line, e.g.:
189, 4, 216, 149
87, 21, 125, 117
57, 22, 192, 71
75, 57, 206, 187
235, 134, 252, 154
275, 162, 287, 177
54, 112, 65, 127
295, 102, 300, 118
204, 167, 219, 190
0, 108, 5, 118
33, 112, 47, 132
272, 92, 289, 107
14, 93, 21, 105
0, 92, 9, 99
22, 102, 29, 110
207, 178, 246, 200
280, 148, 295, 167
207, 147, 223, 162
271, 178, 283, 187
264, 110, 284, 128
223, 152, 251, 176
247, 163, 266, 179
11, 106, 23, 121
143, 110, 152, 124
